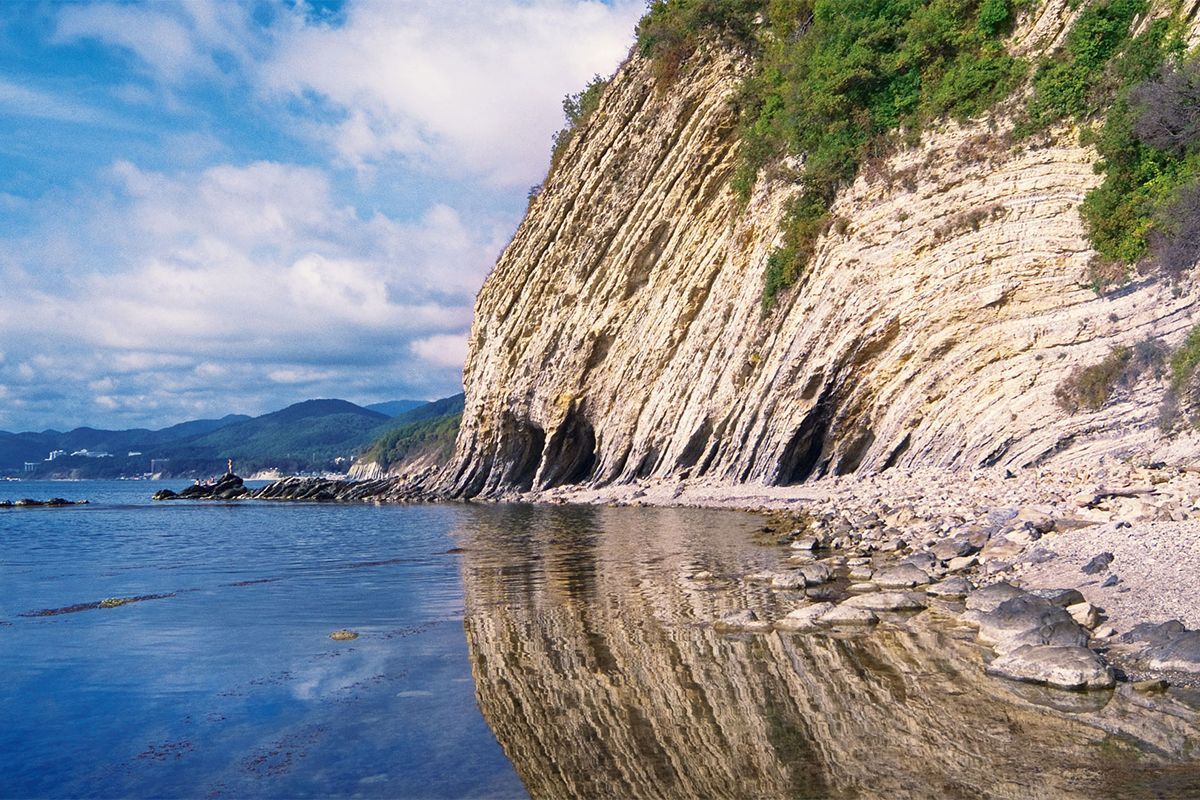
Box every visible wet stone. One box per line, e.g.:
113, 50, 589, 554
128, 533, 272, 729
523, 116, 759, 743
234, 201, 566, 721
714, 610, 772, 633
986, 645, 1115, 690
965, 582, 1025, 613
774, 603, 835, 632
970, 596, 1080, 648
874, 564, 929, 589
842, 592, 927, 613
819, 605, 878, 627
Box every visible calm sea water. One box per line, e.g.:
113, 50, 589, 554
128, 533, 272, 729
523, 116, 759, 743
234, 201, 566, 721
3, 480, 1200, 799
0, 480, 523, 799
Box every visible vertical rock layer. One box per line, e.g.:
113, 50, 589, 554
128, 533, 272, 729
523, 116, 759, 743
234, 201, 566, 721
446, 3, 1200, 498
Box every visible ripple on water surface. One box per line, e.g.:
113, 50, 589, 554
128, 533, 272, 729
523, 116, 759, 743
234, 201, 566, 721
2, 482, 1200, 798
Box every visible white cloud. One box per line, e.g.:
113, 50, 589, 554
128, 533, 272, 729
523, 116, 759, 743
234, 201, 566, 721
53, 1, 255, 85
0, 159, 505, 428
411, 333, 470, 368
262, 0, 642, 185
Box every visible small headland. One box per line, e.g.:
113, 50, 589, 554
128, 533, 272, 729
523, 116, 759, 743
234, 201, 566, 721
152, 473, 432, 503
0, 497, 88, 509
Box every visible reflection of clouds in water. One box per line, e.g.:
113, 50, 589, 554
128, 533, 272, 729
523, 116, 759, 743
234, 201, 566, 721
289, 640, 394, 702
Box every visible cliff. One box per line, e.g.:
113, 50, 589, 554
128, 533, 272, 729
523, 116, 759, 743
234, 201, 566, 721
445, 1, 1200, 499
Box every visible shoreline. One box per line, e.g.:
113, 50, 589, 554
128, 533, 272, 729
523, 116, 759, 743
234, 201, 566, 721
154, 461, 1200, 691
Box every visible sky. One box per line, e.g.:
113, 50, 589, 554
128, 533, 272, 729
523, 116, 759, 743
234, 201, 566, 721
0, 0, 643, 432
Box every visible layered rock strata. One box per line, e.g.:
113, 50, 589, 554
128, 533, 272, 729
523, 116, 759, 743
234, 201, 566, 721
444, 2, 1200, 499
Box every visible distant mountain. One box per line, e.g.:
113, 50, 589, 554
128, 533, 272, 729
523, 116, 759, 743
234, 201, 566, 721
388, 394, 465, 426
0, 414, 251, 472
365, 400, 426, 417
159, 399, 390, 474
356, 394, 465, 475
1, 400, 398, 478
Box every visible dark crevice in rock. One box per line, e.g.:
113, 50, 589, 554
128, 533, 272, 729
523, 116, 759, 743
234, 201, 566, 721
835, 429, 875, 476
495, 414, 546, 492
537, 406, 598, 489
776, 389, 837, 485
675, 418, 713, 473
881, 433, 911, 471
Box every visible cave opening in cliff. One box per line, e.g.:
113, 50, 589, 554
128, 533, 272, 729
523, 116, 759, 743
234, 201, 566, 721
776, 398, 834, 485
499, 414, 546, 492
537, 407, 597, 489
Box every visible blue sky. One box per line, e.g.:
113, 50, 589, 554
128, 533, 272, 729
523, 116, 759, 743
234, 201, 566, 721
0, 0, 642, 432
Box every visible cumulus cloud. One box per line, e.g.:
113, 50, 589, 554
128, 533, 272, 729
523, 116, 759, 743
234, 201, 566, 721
53, 0, 257, 85
0, 159, 508, 430
0, 0, 643, 430
262, 0, 642, 185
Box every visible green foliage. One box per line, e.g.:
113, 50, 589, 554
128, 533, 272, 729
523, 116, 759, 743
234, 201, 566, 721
359, 412, 462, 471
1054, 347, 1132, 412
1171, 325, 1200, 388
637, 0, 765, 82
1023, 0, 1149, 130
550, 74, 610, 175
1062, 16, 1199, 282
726, 0, 1028, 308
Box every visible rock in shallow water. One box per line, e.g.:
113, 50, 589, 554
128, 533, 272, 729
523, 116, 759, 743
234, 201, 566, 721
964, 581, 1025, 612
714, 610, 772, 633
873, 564, 929, 589
774, 603, 836, 632
819, 605, 878, 627
330, 629, 359, 641
841, 592, 927, 612
969, 596, 1080, 648
986, 645, 1115, 690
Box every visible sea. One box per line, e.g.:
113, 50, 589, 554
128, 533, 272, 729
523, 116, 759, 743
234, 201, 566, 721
2, 480, 1200, 799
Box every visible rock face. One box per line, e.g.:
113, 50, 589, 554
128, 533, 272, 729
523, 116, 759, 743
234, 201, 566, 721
443, 2, 1200, 499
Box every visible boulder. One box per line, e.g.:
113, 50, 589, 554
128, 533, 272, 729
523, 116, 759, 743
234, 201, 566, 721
1137, 629, 1200, 675
770, 572, 806, 590
1081, 552, 1114, 575
1028, 587, 1086, 608
970, 596, 1079, 647
874, 563, 929, 589
714, 609, 772, 633
819, 605, 878, 627
986, 645, 1115, 690
946, 555, 978, 572
1123, 620, 1188, 647
1066, 601, 1102, 629
774, 603, 835, 632
964, 581, 1025, 612
932, 537, 976, 561
797, 562, 832, 585
926, 576, 974, 598
842, 592, 927, 612
995, 619, 1090, 654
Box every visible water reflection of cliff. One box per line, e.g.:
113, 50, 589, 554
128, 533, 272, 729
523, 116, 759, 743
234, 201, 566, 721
454, 505, 1200, 800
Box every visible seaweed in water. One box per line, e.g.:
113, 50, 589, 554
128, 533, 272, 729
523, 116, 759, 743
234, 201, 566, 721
18, 592, 176, 617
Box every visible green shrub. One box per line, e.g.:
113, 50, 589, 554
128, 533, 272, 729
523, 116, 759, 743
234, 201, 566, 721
1023, 0, 1149, 130
641, 0, 1028, 309
359, 412, 462, 471
549, 75, 609, 176
1054, 347, 1132, 412
1170, 325, 1200, 388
